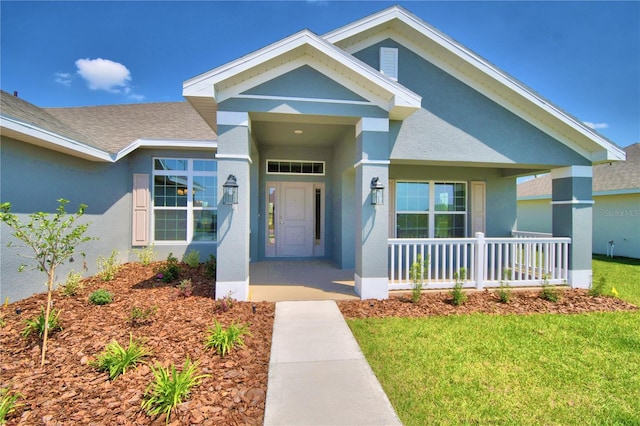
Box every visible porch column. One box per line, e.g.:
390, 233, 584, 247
215, 111, 251, 300
551, 165, 593, 288
354, 118, 390, 299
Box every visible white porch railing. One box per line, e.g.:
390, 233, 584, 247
388, 233, 571, 290
512, 230, 553, 238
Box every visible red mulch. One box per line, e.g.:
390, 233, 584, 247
1, 262, 274, 426
2, 262, 637, 425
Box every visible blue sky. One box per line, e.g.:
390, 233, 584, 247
1, 1, 638, 147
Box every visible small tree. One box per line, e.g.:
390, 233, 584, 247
0, 199, 94, 366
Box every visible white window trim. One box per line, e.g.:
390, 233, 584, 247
152, 157, 217, 245
266, 159, 326, 176
394, 180, 468, 238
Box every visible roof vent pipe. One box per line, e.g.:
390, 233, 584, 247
13, 91, 18, 97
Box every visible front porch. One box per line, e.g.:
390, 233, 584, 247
247, 234, 572, 301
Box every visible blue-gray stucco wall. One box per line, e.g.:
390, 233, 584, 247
353, 39, 591, 168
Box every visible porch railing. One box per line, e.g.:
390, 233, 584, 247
511, 230, 553, 238
388, 232, 571, 290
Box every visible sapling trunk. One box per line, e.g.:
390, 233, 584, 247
41, 267, 56, 367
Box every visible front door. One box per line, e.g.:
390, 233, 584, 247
266, 181, 323, 257
277, 182, 314, 256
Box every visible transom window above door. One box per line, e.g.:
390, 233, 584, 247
395, 181, 466, 238
266, 160, 325, 175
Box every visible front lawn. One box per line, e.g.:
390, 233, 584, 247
347, 257, 640, 425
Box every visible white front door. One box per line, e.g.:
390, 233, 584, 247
276, 182, 314, 257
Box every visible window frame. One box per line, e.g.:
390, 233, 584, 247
394, 180, 467, 238
152, 157, 217, 244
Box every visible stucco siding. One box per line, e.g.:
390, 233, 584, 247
516, 199, 552, 233
1, 137, 131, 302
355, 40, 590, 167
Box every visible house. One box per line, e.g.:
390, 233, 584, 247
1, 6, 625, 303
517, 143, 640, 259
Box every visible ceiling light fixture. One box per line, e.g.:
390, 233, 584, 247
294, 129, 303, 135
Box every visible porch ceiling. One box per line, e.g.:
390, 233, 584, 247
250, 112, 356, 147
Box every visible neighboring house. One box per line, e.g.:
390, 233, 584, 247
1, 6, 625, 302
518, 143, 640, 259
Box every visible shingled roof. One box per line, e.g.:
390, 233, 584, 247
518, 143, 640, 197
1, 90, 217, 155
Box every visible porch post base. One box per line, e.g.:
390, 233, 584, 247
216, 278, 250, 301
569, 269, 592, 289
355, 274, 389, 300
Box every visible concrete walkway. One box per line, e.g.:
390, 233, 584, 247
263, 300, 402, 426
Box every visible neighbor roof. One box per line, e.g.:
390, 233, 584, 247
518, 143, 640, 198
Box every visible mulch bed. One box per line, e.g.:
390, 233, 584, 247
1, 262, 274, 426
2, 262, 637, 425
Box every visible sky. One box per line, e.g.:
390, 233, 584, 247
1, 1, 638, 147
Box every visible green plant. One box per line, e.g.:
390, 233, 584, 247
0, 386, 22, 424
92, 334, 150, 380
204, 321, 251, 357
540, 274, 560, 302
174, 279, 193, 298
129, 305, 158, 326
497, 268, 512, 303
97, 250, 121, 281
60, 270, 83, 296
157, 253, 181, 283
0, 199, 94, 366
89, 288, 113, 305
182, 250, 200, 268
204, 254, 216, 279
214, 292, 235, 313
21, 308, 62, 339
450, 268, 468, 306
589, 275, 607, 297
141, 358, 209, 424
132, 244, 156, 266
409, 254, 429, 303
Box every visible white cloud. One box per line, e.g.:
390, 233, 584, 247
75, 58, 131, 93
54, 72, 72, 86
583, 121, 609, 130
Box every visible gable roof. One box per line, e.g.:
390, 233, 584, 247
324, 5, 625, 164
1, 90, 216, 161
518, 143, 640, 198
183, 29, 422, 129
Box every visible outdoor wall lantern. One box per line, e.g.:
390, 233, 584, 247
223, 174, 238, 205
370, 177, 384, 205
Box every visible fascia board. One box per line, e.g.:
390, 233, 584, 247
1, 115, 112, 162
183, 29, 421, 114
113, 139, 217, 162
325, 6, 624, 162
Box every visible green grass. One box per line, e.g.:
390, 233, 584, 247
348, 257, 640, 425
592, 255, 640, 305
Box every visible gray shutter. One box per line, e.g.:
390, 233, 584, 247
132, 174, 150, 246
470, 181, 486, 235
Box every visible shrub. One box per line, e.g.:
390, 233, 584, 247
141, 358, 209, 423
92, 334, 150, 380
60, 270, 84, 296
0, 387, 22, 424
21, 308, 62, 339
182, 250, 200, 268
133, 244, 156, 266
214, 292, 235, 313
497, 268, 512, 304
204, 255, 216, 279
450, 268, 468, 306
204, 321, 251, 357
97, 250, 121, 281
129, 306, 158, 326
589, 275, 607, 297
157, 253, 181, 283
174, 279, 193, 298
540, 274, 560, 302
409, 255, 429, 303
89, 289, 113, 305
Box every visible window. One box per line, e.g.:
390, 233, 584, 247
266, 160, 325, 175
396, 181, 466, 238
153, 158, 217, 243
